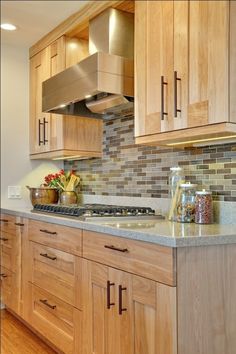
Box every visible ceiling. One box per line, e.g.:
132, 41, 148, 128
1, 1, 88, 48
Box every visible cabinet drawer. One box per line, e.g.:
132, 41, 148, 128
29, 283, 81, 354
0, 233, 19, 272
0, 266, 20, 313
28, 219, 82, 256
0, 214, 24, 234
30, 242, 81, 307
83, 231, 176, 286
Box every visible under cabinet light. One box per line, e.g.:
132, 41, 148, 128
1, 23, 17, 31
166, 135, 236, 147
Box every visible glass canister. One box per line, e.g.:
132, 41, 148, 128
169, 166, 184, 198
176, 183, 197, 223
195, 190, 213, 224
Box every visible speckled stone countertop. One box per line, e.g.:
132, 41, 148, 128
1, 207, 236, 248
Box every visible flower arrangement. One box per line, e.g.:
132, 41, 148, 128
44, 169, 80, 192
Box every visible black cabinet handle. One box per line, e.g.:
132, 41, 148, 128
118, 285, 127, 315
39, 299, 56, 310
43, 117, 48, 144
0, 219, 9, 223
161, 76, 168, 120
174, 71, 181, 117
0, 274, 7, 278
40, 253, 57, 261
39, 229, 57, 235
104, 245, 128, 253
39, 119, 44, 145
15, 222, 24, 226
107, 281, 115, 309
0, 237, 8, 241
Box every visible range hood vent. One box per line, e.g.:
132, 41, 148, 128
42, 8, 134, 119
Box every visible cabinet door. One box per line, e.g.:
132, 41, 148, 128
188, 0, 229, 128
30, 49, 51, 154
82, 259, 110, 354
135, 1, 174, 137
48, 37, 66, 151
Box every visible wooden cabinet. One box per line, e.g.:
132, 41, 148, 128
29, 36, 103, 160
82, 231, 177, 354
0, 214, 25, 316
135, 0, 236, 146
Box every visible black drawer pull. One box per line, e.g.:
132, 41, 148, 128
0, 219, 9, 223
15, 222, 24, 226
104, 245, 128, 253
39, 229, 57, 235
40, 253, 57, 261
174, 71, 181, 117
0, 237, 8, 241
0, 273, 7, 278
118, 285, 127, 315
107, 281, 115, 309
161, 76, 168, 120
39, 299, 56, 310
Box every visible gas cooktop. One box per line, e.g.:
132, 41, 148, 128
32, 203, 164, 221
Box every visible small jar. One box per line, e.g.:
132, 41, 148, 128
195, 190, 213, 224
169, 167, 184, 198
176, 183, 197, 223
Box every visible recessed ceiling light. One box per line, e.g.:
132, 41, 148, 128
1, 23, 17, 31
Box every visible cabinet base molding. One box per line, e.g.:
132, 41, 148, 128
30, 149, 102, 160
5, 308, 63, 354
135, 122, 236, 147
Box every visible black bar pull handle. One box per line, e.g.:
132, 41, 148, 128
39, 299, 56, 310
39, 229, 57, 235
161, 76, 168, 120
40, 253, 57, 261
118, 285, 127, 315
39, 119, 44, 145
0, 274, 7, 278
0, 237, 8, 241
0, 219, 9, 223
43, 117, 48, 144
174, 71, 181, 117
15, 222, 25, 226
104, 245, 128, 253
107, 281, 115, 309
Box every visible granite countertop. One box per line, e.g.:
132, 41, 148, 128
1, 207, 236, 248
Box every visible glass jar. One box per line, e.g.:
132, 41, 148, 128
176, 183, 197, 223
169, 167, 184, 198
195, 190, 213, 224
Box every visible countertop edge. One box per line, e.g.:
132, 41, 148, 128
1, 207, 236, 248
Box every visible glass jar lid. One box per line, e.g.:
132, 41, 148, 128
196, 189, 212, 195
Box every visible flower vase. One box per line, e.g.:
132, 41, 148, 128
59, 191, 77, 205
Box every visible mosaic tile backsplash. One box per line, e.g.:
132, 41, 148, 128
65, 117, 236, 202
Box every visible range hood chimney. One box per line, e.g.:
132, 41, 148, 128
42, 8, 134, 119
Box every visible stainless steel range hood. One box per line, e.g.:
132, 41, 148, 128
42, 8, 134, 119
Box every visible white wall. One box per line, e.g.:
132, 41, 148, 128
1, 43, 62, 208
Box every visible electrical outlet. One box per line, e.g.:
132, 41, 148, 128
8, 186, 22, 199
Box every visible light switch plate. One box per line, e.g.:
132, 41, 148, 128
8, 186, 22, 199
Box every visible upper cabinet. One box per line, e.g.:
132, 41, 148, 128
29, 36, 103, 160
135, 0, 236, 146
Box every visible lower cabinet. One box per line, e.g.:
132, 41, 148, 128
82, 259, 177, 354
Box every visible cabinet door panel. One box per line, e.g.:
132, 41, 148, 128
188, 0, 229, 127
49, 37, 65, 151
173, 0, 189, 130
30, 49, 50, 154
82, 259, 109, 354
